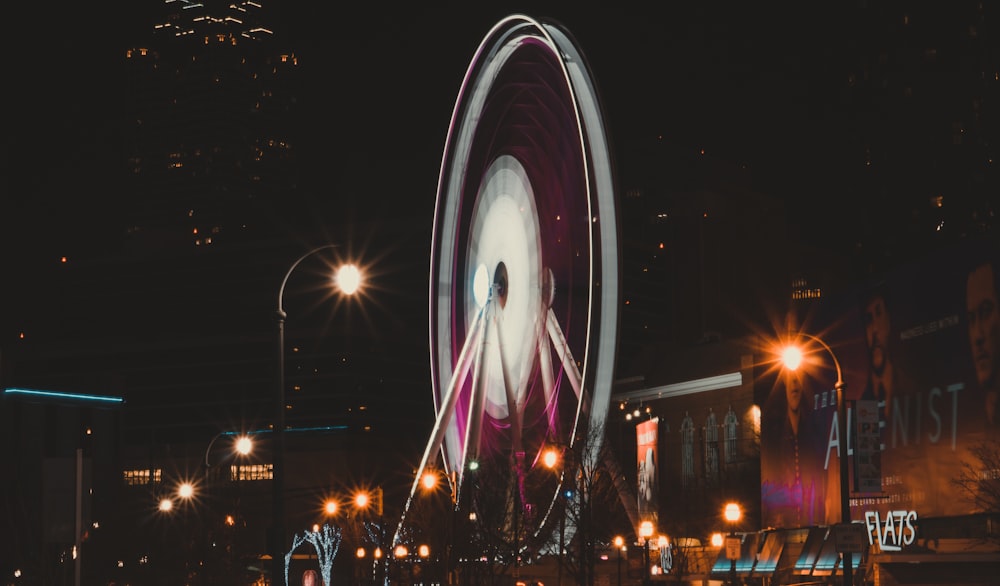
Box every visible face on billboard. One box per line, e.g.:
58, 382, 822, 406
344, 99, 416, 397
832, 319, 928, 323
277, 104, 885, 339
784, 369, 804, 416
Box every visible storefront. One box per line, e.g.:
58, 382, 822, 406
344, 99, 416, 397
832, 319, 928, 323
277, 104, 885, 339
705, 516, 998, 586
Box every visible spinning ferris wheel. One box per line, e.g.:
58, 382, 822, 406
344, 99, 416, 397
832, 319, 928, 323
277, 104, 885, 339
396, 14, 619, 548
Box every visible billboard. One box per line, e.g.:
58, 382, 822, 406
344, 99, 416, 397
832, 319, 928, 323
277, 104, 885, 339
761, 238, 1000, 528
637, 417, 659, 526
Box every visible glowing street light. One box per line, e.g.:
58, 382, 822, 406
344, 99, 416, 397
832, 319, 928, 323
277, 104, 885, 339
723, 502, 742, 586
613, 535, 625, 586
780, 333, 853, 586
421, 470, 439, 491
639, 520, 654, 586
710, 532, 723, 548
273, 244, 364, 585
543, 446, 568, 586
543, 447, 560, 469
335, 264, 362, 295
177, 482, 195, 500
724, 502, 741, 524
235, 435, 252, 456
204, 431, 254, 470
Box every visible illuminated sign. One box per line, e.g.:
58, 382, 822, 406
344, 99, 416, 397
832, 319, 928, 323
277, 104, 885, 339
863, 509, 917, 552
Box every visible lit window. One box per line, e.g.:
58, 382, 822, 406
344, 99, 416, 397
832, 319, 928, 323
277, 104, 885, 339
123, 468, 162, 486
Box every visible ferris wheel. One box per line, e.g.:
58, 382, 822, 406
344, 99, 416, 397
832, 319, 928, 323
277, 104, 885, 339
397, 14, 619, 547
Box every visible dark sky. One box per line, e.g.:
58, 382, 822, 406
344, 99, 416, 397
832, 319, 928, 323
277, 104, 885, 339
5, 2, 987, 347
6, 2, 856, 240
279, 2, 851, 219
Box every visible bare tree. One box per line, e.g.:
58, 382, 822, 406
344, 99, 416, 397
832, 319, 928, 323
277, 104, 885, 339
285, 524, 342, 586
952, 439, 1000, 544
541, 420, 631, 586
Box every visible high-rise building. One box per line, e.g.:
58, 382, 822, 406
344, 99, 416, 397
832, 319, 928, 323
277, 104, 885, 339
121, 0, 303, 251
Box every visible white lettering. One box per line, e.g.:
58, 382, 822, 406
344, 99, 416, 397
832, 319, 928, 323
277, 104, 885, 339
864, 511, 879, 545
862, 509, 918, 551
883, 513, 898, 548
825, 410, 841, 471
902, 510, 917, 546
881, 381, 964, 453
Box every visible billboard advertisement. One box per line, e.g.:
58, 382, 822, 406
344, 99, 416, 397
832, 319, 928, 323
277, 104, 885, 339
637, 417, 659, 526
761, 238, 1000, 529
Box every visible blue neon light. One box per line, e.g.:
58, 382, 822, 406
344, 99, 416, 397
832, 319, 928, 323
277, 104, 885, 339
3, 387, 124, 405
223, 425, 349, 436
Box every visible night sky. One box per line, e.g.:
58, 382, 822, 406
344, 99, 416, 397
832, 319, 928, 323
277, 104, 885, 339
7, 3, 893, 254
5, 2, 996, 376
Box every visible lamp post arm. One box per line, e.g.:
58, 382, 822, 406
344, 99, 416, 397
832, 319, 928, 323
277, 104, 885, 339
796, 332, 844, 388
204, 431, 228, 470
277, 243, 339, 315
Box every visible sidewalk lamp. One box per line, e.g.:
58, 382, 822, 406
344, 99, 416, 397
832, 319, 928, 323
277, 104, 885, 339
613, 535, 624, 586
639, 521, 654, 586
781, 333, 852, 586
543, 446, 568, 586
273, 244, 363, 585
724, 502, 741, 586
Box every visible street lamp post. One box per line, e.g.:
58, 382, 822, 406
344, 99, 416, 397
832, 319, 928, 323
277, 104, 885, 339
782, 333, 852, 586
203, 431, 253, 582
638, 521, 653, 586
273, 244, 362, 585
724, 502, 741, 586
542, 448, 567, 586
613, 536, 624, 586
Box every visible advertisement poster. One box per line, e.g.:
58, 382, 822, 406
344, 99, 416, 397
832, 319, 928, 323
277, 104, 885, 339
636, 417, 659, 526
760, 238, 1000, 528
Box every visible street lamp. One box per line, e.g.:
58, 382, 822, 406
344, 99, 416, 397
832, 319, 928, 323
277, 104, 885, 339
638, 520, 654, 586
724, 502, 741, 586
613, 535, 624, 586
543, 446, 567, 586
781, 333, 853, 586
273, 244, 363, 585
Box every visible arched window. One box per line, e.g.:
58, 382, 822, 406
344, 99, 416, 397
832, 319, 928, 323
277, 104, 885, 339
724, 406, 739, 464
704, 408, 719, 484
680, 412, 695, 488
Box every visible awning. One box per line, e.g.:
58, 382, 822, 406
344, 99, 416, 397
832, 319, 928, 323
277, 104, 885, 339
751, 529, 787, 575
793, 526, 828, 575
792, 525, 862, 576
811, 530, 841, 576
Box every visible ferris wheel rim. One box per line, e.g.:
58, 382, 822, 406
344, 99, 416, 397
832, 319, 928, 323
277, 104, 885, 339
415, 13, 618, 547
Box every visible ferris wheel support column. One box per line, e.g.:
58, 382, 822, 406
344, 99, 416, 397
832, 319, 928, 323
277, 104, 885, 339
393, 307, 486, 546
546, 308, 583, 398
537, 308, 557, 419
461, 302, 493, 478
492, 310, 525, 454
